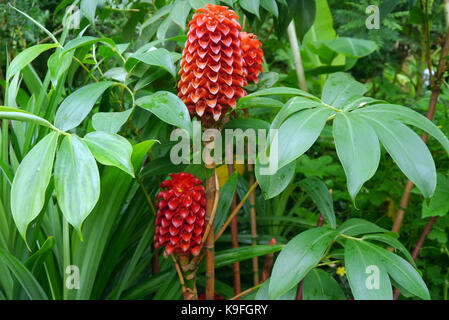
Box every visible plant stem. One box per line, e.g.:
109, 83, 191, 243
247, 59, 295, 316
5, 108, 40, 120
205, 168, 217, 300
248, 164, 259, 286
229, 282, 264, 300
287, 21, 308, 91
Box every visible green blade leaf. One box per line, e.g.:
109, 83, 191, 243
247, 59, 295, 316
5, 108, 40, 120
0, 249, 48, 300
91, 109, 132, 134
323, 38, 377, 58
321, 72, 368, 109
54, 135, 100, 234
255, 278, 296, 300
269, 228, 337, 299
84, 131, 134, 177
170, 0, 191, 30
135, 91, 191, 134
344, 240, 393, 300
55, 81, 114, 131
11, 132, 59, 240
129, 48, 176, 77
240, 0, 260, 18
214, 244, 284, 269
422, 173, 449, 218
0, 106, 58, 132
365, 242, 430, 300
275, 107, 332, 169
355, 104, 449, 156
362, 233, 415, 267
261, 0, 278, 17
303, 268, 346, 300
238, 87, 319, 104
298, 177, 336, 228
337, 218, 389, 237
255, 157, 295, 199
359, 116, 436, 198
214, 172, 239, 232
270, 97, 322, 130
333, 112, 380, 201
81, 0, 98, 23
6, 43, 59, 80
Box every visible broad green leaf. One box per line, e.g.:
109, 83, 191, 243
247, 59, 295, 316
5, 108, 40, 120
298, 177, 336, 228
0, 106, 58, 132
323, 38, 377, 58
92, 109, 132, 133
132, 140, 159, 174
337, 218, 388, 236
303, 268, 346, 300
333, 112, 380, 201
103, 67, 127, 82
214, 172, 239, 232
54, 135, 100, 234
275, 107, 333, 169
256, 158, 295, 199
129, 48, 176, 77
362, 233, 415, 266
261, 0, 278, 17
24, 236, 56, 275
62, 36, 114, 54
11, 132, 59, 240
360, 116, 436, 198
188, 0, 215, 10
270, 97, 322, 130
136, 91, 191, 134
321, 73, 368, 109
223, 118, 270, 131
422, 173, 449, 218
0, 249, 48, 300
214, 245, 284, 269
255, 278, 296, 300
344, 240, 392, 300
290, 0, 316, 41
237, 97, 284, 110
81, 0, 98, 23
365, 242, 430, 300
84, 131, 134, 176
6, 43, 59, 80
238, 87, 319, 104
355, 104, 449, 155
55, 81, 114, 131
141, 4, 173, 30
269, 228, 337, 299
170, 0, 191, 29
240, 0, 260, 18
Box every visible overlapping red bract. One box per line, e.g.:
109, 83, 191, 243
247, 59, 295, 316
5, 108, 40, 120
178, 4, 247, 124
241, 32, 264, 83
154, 172, 206, 257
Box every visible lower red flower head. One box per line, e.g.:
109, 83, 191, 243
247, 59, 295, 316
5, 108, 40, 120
154, 172, 206, 257
240, 32, 264, 83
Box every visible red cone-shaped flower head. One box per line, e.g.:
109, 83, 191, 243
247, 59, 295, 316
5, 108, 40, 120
178, 4, 247, 125
240, 32, 264, 83
154, 172, 206, 257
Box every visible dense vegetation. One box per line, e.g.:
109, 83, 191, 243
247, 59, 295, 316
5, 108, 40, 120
0, 0, 448, 300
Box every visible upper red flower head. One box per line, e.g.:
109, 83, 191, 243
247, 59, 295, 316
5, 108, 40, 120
178, 4, 247, 125
240, 32, 264, 83
154, 172, 206, 257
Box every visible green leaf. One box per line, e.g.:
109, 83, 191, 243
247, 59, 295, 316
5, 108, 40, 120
359, 116, 436, 198
54, 135, 100, 234
337, 218, 389, 236
261, 0, 278, 17
303, 268, 346, 300
269, 228, 337, 299
333, 112, 380, 201
298, 177, 336, 228
255, 158, 295, 199
11, 132, 59, 240
240, 0, 260, 18
275, 107, 332, 169
365, 242, 430, 300
91, 109, 132, 134
129, 48, 176, 77
6, 43, 59, 80
188, 0, 215, 10
355, 104, 449, 156
362, 233, 415, 267
270, 97, 322, 130
323, 38, 377, 58
215, 244, 284, 269
290, 0, 316, 41
132, 140, 159, 174
84, 131, 134, 177
24, 236, 56, 275
136, 91, 191, 134
55, 81, 114, 131
62, 36, 114, 54
170, 0, 191, 29
344, 240, 393, 300
239, 87, 319, 104
255, 278, 296, 300
422, 173, 449, 218
103, 67, 127, 82
214, 172, 239, 232
0, 106, 58, 132
81, 0, 98, 23
321, 73, 368, 109
0, 249, 48, 300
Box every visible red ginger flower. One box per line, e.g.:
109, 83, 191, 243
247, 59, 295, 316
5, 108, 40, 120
154, 172, 206, 257
240, 32, 264, 83
178, 4, 247, 125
